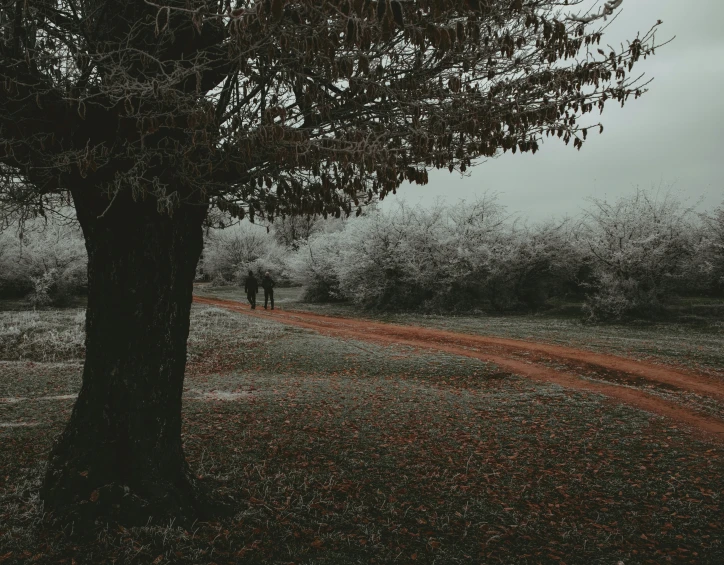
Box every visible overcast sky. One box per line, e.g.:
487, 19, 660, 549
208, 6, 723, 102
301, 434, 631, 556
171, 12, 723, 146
383, 0, 723, 220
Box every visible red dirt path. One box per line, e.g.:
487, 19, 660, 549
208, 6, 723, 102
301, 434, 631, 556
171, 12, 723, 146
194, 296, 724, 442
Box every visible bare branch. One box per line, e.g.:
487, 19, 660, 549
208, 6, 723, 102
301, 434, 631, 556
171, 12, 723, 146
569, 0, 624, 24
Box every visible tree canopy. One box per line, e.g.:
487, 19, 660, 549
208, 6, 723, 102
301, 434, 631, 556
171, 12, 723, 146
1, 0, 662, 223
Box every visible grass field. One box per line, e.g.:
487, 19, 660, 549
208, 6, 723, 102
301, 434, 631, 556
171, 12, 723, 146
0, 298, 722, 564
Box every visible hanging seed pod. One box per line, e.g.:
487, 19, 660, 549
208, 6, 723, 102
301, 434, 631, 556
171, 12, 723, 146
376, 0, 387, 21
359, 54, 370, 74
456, 21, 465, 42
271, 0, 284, 21
439, 28, 451, 51
361, 26, 372, 50
346, 18, 358, 44
391, 1, 403, 27
427, 24, 440, 46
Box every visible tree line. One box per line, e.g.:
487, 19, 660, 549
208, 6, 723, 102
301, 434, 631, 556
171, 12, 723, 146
5, 190, 721, 321
287, 191, 723, 320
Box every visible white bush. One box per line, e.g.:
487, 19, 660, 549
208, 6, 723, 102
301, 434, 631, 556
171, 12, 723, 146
0, 215, 87, 303
579, 189, 696, 320
271, 215, 324, 250
482, 219, 584, 311
333, 204, 459, 309
288, 228, 348, 302
200, 222, 289, 285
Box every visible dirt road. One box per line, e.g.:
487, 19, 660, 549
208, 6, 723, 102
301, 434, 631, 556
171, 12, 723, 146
194, 296, 724, 442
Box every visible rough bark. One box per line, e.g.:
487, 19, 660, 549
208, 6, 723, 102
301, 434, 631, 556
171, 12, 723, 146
40, 191, 219, 526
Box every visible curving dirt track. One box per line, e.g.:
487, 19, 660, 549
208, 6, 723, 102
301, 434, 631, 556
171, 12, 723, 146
194, 296, 724, 442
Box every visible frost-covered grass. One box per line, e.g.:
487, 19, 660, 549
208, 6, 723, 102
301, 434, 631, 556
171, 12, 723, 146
186, 306, 286, 377
188, 305, 284, 346
0, 309, 85, 362
0, 302, 285, 365
0, 304, 722, 564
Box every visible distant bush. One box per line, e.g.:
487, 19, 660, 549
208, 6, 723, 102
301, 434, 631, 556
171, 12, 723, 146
484, 221, 584, 313
0, 215, 87, 305
334, 207, 444, 310
28, 269, 59, 308
579, 190, 697, 321
271, 215, 324, 250
333, 204, 457, 310
288, 229, 347, 302
200, 222, 290, 286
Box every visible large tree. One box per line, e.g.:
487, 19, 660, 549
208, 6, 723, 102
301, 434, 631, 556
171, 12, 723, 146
0, 0, 662, 524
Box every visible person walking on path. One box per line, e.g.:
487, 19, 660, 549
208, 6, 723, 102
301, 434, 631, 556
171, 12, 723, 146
262, 271, 275, 310
244, 270, 258, 309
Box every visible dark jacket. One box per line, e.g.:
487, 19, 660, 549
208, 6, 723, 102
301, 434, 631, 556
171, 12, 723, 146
244, 274, 258, 293
261, 275, 275, 291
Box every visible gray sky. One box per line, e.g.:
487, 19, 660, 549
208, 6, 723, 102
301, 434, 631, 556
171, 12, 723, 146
383, 0, 723, 220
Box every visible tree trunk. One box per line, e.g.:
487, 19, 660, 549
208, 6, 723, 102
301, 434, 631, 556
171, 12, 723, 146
40, 193, 217, 526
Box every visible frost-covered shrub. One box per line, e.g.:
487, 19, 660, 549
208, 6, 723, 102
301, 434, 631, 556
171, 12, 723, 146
579, 190, 696, 321
288, 229, 347, 302
426, 198, 508, 311
201, 222, 289, 285
290, 197, 587, 312
481, 220, 583, 312
28, 268, 58, 307
335, 207, 444, 309
291, 199, 503, 311
0, 216, 87, 303
581, 273, 642, 321
331, 204, 470, 310
272, 215, 323, 250
208, 271, 232, 288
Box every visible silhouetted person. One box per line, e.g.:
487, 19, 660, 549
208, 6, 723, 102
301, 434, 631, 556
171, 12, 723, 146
244, 270, 258, 309
262, 271, 275, 310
